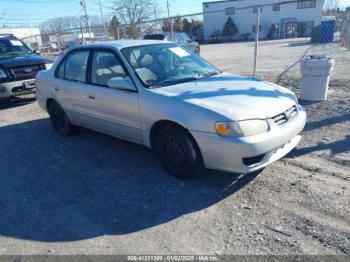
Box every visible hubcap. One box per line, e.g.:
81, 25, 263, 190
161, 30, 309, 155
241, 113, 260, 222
164, 135, 188, 168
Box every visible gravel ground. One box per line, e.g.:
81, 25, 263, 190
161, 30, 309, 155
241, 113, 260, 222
0, 39, 349, 255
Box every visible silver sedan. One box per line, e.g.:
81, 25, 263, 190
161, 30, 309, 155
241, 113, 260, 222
36, 40, 306, 179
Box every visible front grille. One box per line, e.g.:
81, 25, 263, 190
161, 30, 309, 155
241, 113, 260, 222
10, 64, 44, 81
272, 105, 298, 126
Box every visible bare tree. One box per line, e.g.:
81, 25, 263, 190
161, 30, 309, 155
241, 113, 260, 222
324, 0, 341, 11
112, 0, 157, 25
40, 17, 83, 34
0, 9, 8, 27
40, 15, 103, 34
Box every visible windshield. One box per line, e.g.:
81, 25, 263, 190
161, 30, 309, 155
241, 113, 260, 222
121, 43, 218, 88
0, 39, 33, 58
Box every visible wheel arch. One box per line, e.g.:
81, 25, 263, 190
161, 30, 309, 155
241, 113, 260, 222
46, 98, 56, 111
149, 120, 203, 161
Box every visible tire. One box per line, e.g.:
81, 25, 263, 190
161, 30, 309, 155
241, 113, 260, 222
156, 125, 203, 179
48, 101, 72, 136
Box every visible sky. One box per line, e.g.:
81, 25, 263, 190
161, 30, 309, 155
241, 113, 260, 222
0, 0, 350, 27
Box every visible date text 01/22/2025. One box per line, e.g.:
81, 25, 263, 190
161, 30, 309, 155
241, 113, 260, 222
127, 255, 219, 261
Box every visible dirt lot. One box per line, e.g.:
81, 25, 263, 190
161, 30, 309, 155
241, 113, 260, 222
0, 39, 349, 255
201, 38, 350, 81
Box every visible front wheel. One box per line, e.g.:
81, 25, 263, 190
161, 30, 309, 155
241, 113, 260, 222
156, 125, 203, 179
48, 101, 72, 136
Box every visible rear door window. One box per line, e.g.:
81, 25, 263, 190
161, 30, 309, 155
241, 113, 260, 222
59, 50, 90, 82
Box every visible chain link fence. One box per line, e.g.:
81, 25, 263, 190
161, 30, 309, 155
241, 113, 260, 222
20, 1, 350, 84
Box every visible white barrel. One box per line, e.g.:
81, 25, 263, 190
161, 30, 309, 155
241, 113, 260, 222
299, 55, 335, 101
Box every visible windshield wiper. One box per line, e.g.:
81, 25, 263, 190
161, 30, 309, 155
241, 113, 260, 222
197, 71, 220, 78
152, 76, 200, 88
150, 71, 221, 88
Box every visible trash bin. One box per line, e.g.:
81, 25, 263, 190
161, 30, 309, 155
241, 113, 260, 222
300, 55, 335, 101
311, 17, 336, 43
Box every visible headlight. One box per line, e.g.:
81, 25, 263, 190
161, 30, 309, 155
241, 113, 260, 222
45, 63, 53, 70
215, 120, 269, 137
0, 68, 7, 79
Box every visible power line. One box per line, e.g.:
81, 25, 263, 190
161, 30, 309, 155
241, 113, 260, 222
0, 17, 48, 21
1, 0, 70, 4
167, 0, 170, 18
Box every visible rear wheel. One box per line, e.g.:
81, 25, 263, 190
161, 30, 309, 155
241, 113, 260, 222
48, 101, 72, 136
156, 125, 203, 179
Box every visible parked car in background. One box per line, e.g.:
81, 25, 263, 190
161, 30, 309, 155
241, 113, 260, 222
0, 34, 52, 100
40, 42, 59, 53
36, 40, 306, 179
143, 32, 200, 54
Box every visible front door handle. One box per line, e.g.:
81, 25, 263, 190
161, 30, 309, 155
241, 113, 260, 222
87, 94, 95, 99
54, 87, 60, 92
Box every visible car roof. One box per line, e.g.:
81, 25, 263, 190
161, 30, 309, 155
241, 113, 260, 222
80, 40, 174, 50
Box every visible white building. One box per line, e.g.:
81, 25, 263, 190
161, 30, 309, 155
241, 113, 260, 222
203, 0, 325, 41
0, 27, 42, 49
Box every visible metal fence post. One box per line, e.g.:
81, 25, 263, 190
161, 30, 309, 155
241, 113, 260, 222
117, 26, 120, 40
56, 33, 61, 53
80, 27, 85, 44
171, 18, 174, 41
139, 21, 142, 38
34, 35, 39, 49
253, 6, 261, 78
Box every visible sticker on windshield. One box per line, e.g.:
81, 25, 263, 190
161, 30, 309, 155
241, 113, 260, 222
169, 47, 190, 57
10, 40, 24, 46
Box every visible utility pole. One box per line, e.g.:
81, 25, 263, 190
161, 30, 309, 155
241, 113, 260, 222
253, 6, 261, 78
154, 6, 157, 32
80, 0, 92, 42
167, 0, 171, 35
167, 0, 170, 18
98, 0, 108, 40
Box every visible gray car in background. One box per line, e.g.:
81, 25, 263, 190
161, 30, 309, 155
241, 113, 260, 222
143, 32, 200, 54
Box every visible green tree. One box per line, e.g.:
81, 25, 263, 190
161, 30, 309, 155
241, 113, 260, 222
128, 23, 139, 39
109, 15, 124, 39
174, 16, 183, 32
222, 17, 238, 40
191, 19, 204, 41
162, 19, 172, 32
182, 18, 192, 35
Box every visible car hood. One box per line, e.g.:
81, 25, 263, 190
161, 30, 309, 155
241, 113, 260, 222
153, 74, 297, 121
0, 55, 50, 68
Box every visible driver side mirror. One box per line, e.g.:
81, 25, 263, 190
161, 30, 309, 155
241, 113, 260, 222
33, 49, 41, 55
108, 77, 136, 92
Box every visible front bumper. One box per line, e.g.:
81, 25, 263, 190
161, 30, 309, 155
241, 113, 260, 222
0, 79, 36, 99
191, 105, 307, 174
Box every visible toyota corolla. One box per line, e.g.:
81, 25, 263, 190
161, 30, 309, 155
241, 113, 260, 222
36, 40, 306, 179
